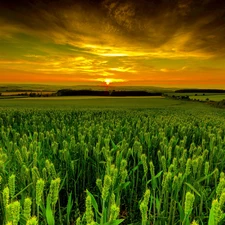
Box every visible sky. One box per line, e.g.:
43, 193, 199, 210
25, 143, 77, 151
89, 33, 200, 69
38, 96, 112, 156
0, 0, 225, 88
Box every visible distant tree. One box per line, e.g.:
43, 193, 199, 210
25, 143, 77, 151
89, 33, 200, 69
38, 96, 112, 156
195, 94, 197, 96
29, 92, 37, 97
203, 93, 205, 96
181, 96, 190, 100
206, 98, 209, 101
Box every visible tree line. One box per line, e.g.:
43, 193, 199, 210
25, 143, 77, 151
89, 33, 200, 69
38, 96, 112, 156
56, 89, 162, 96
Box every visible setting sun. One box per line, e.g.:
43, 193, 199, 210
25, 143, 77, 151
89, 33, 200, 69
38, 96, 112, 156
105, 79, 111, 85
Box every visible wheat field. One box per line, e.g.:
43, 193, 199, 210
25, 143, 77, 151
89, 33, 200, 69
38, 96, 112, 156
0, 98, 225, 225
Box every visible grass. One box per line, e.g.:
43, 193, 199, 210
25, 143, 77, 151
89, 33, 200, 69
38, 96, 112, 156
189, 94, 225, 101
166, 93, 225, 97
0, 96, 211, 110
1, 91, 54, 96
166, 92, 225, 102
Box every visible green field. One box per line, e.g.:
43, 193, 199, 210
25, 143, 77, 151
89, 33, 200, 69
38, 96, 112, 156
167, 93, 224, 96
0, 96, 210, 110
189, 95, 225, 101
166, 93, 225, 102
0, 97, 225, 225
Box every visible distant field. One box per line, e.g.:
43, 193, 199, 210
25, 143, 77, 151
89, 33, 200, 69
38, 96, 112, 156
166, 92, 225, 101
0, 96, 207, 109
189, 94, 225, 101
0, 96, 169, 109
1, 91, 54, 96
166, 92, 225, 96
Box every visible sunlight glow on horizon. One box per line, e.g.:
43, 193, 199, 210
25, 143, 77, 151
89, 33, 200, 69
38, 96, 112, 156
105, 79, 111, 85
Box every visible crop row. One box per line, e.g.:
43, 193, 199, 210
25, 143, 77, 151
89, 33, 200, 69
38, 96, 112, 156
0, 109, 225, 224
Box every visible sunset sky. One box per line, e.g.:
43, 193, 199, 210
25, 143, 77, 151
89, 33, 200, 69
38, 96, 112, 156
0, 0, 225, 88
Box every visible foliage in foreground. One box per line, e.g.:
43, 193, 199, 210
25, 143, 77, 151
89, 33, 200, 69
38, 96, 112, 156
0, 108, 225, 224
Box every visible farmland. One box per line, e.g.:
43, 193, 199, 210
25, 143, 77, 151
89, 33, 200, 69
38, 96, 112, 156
189, 95, 225, 102
166, 93, 225, 102
0, 97, 225, 225
0, 97, 185, 110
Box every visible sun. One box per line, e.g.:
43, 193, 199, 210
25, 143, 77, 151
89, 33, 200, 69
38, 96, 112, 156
105, 79, 111, 85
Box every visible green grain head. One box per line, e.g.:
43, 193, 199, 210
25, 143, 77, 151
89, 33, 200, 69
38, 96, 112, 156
141, 154, 148, 175
49, 178, 61, 206
76, 217, 81, 225
161, 155, 167, 172
31, 167, 40, 185
9, 201, 20, 225
36, 179, 45, 206
220, 172, 225, 181
162, 172, 172, 192
50, 163, 57, 178
109, 204, 120, 221
204, 161, 209, 176
120, 159, 127, 171
85, 195, 94, 224
33, 152, 37, 167
6, 203, 13, 222
111, 167, 118, 187
185, 158, 192, 177
172, 175, 178, 191
21, 146, 28, 162
219, 190, 225, 209
6, 222, 12, 225
140, 201, 147, 223
140, 190, 150, 224
216, 178, 225, 197
102, 175, 112, 201
3, 186, 9, 209
214, 168, 219, 181
23, 197, 32, 220
149, 161, 155, 178
26, 216, 38, 225
110, 193, 116, 206
96, 178, 102, 192
120, 169, 128, 183
172, 158, 178, 173
143, 189, 150, 205
184, 192, 195, 216
21, 165, 30, 183
211, 199, 222, 224
202, 149, 209, 160
192, 159, 198, 176
42, 168, 47, 181
15, 149, 23, 165
8, 174, 16, 198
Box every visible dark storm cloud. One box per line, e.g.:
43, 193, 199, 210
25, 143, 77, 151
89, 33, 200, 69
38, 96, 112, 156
0, 0, 225, 58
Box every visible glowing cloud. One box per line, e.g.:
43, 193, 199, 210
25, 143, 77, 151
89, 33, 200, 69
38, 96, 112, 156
0, 0, 225, 87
